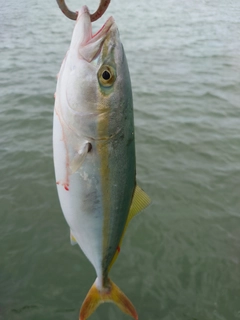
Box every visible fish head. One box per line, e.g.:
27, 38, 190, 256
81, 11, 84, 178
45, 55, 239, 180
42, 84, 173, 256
63, 5, 132, 132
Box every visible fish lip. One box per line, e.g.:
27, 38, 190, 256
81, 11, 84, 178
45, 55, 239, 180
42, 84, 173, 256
91, 16, 114, 41
70, 5, 115, 52
77, 5, 90, 18
76, 5, 114, 45
71, 6, 115, 62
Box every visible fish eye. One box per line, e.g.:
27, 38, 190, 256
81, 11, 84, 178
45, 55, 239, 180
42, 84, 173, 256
98, 65, 116, 87
102, 70, 111, 80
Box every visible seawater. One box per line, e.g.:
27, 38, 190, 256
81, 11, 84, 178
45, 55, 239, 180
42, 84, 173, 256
1, 0, 240, 319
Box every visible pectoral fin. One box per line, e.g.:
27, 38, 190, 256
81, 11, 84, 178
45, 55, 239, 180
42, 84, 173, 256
70, 142, 91, 174
108, 185, 151, 271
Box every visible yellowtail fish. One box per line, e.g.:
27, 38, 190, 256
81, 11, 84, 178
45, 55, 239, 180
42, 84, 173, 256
53, 6, 150, 320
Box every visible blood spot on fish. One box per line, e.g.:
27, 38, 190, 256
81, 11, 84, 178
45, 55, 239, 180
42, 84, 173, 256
87, 142, 92, 152
117, 246, 120, 253
56, 180, 69, 191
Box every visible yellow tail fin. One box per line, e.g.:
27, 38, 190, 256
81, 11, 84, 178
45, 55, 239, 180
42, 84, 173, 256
79, 278, 138, 320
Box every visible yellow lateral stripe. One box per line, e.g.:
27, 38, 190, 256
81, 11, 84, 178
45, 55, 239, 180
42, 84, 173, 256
96, 41, 111, 280
98, 139, 110, 262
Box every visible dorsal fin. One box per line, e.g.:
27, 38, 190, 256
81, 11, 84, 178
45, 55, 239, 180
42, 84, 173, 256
108, 185, 151, 271
126, 185, 151, 225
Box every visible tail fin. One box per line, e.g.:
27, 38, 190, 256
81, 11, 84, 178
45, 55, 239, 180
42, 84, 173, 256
79, 278, 138, 320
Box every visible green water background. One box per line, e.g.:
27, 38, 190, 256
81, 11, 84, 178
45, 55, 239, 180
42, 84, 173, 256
1, 0, 240, 319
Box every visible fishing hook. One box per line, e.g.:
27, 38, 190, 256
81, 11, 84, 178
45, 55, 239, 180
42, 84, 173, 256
56, 0, 110, 22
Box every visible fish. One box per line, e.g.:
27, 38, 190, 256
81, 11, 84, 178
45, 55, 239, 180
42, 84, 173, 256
53, 5, 150, 320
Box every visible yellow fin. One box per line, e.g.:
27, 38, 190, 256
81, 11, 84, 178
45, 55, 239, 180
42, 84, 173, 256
127, 185, 151, 224
70, 230, 78, 246
108, 185, 151, 271
79, 278, 138, 320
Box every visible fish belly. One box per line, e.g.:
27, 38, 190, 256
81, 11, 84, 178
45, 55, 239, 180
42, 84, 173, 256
53, 108, 103, 276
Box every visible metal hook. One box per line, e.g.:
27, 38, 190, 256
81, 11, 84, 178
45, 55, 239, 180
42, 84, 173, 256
56, 0, 111, 22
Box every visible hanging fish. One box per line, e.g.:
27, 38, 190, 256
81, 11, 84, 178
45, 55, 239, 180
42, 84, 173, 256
53, 5, 150, 320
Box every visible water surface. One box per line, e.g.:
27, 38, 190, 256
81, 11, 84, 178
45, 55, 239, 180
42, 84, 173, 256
1, 0, 240, 319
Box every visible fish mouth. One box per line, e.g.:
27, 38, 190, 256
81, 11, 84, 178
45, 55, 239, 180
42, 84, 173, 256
91, 17, 114, 43
70, 6, 115, 62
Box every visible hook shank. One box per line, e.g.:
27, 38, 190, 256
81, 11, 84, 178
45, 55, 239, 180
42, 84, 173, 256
56, 0, 111, 22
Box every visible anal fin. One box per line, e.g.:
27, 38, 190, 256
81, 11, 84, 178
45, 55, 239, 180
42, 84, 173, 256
70, 230, 78, 246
